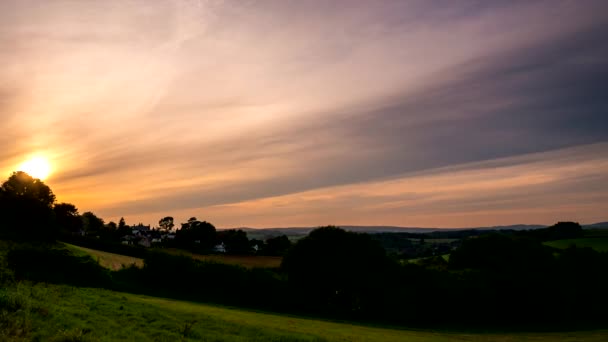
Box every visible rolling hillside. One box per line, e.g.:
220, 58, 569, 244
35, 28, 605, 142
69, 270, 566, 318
2, 282, 607, 342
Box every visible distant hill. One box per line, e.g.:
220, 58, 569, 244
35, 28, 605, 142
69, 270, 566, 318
221, 222, 607, 240
220, 224, 548, 240
583, 222, 608, 229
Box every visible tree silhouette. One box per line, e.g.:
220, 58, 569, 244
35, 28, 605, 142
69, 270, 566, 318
159, 216, 174, 232
0, 171, 57, 240
176, 218, 217, 251
218, 229, 251, 254
118, 217, 126, 230
117, 217, 130, 237
54, 202, 82, 235
263, 235, 291, 256
82, 211, 105, 237
282, 226, 390, 313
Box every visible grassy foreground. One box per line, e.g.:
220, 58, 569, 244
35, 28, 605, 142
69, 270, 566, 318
1, 282, 607, 342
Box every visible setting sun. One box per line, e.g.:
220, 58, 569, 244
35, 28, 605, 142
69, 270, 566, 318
18, 156, 52, 180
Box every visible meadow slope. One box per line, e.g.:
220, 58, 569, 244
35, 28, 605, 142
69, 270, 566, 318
2, 282, 607, 342
63, 243, 144, 270
544, 238, 608, 252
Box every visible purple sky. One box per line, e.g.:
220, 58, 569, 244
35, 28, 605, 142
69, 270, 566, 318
1, 1, 607, 227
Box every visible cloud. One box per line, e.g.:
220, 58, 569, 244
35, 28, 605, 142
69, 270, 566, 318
190, 143, 608, 228
0, 1, 607, 227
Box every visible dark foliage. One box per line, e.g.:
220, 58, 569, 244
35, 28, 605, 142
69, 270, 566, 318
262, 235, 291, 256
54, 202, 82, 235
175, 219, 217, 251
218, 229, 251, 254
60, 235, 149, 259
449, 234, 555, 273
158, 216, 174, 232
81, 211, 105, 237
112, 251, 288, 311
7, 244, 111, 287
517, 221, 584, 241
282, 226, 394, 317
0, 172, 57, 241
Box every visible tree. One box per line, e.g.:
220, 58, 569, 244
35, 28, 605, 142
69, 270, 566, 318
218, 229, 250, 254
117, 217, 130, 237
450, 234, 551, 271
81, 211, 105, 237
118, 217, 126, 230
546, 221, 583, 240
176, 218, 217, 251
0, 171, 57, 240
159, 216, 174, 232
281, 226, 391, 313
0, 171, 55, 207
263, 235, 291, 256
54, 202, 82, 235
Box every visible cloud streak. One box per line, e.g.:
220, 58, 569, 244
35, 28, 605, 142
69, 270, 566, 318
0, 0, 607, 227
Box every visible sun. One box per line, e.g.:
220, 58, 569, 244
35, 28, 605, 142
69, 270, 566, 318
18, 156, 52, 180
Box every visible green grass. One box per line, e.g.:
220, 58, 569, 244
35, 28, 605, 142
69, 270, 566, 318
164, 248, 283, 268
1, 282, 606, 342
544, 238, 608, 253
410, 238, 459, 244
63, 243, 283, 270
407, 254, 450, 264
584, 229, 608, 238
63, 243, 144, 270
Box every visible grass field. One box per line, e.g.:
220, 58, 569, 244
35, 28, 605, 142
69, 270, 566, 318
410, 238, 459, 244
584, 229, 608, 238
63, 243, 144, 270
407, 254, 450, 264
62, 243, 282, 270
165, 248, 283, 268
544, 238, 608, 253
1, 282, 607, 342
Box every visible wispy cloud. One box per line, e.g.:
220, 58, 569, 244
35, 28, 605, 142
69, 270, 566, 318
1, 1, 607, 227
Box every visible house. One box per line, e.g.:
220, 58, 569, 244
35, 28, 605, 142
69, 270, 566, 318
213, 242, 226, 253
138, 236, 151, 248
131, 222, 150, 234
121, 235, 135, 245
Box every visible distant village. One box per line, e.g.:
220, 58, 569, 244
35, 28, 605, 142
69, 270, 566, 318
117, 223, 227, 252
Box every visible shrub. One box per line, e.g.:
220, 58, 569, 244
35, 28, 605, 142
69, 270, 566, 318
7, 244, 111, 287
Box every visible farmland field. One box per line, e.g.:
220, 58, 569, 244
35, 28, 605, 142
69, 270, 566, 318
410, 238, 459, 244
63, 242, 144, 270
407, 254, 450, 264
544, 238, 608, 253
164, 248, 282, 268
62, 243, 282, 269
1, 282, 607, 342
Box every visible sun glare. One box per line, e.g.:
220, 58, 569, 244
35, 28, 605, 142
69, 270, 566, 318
18, 156, 52, 180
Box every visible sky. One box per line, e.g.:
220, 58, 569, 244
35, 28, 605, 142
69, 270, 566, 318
1, 0, 607, 228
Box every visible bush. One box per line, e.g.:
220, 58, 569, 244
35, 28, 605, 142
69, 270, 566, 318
282, 226, 393, 317
60, 235, 149, 259
7, 244, 111, 287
